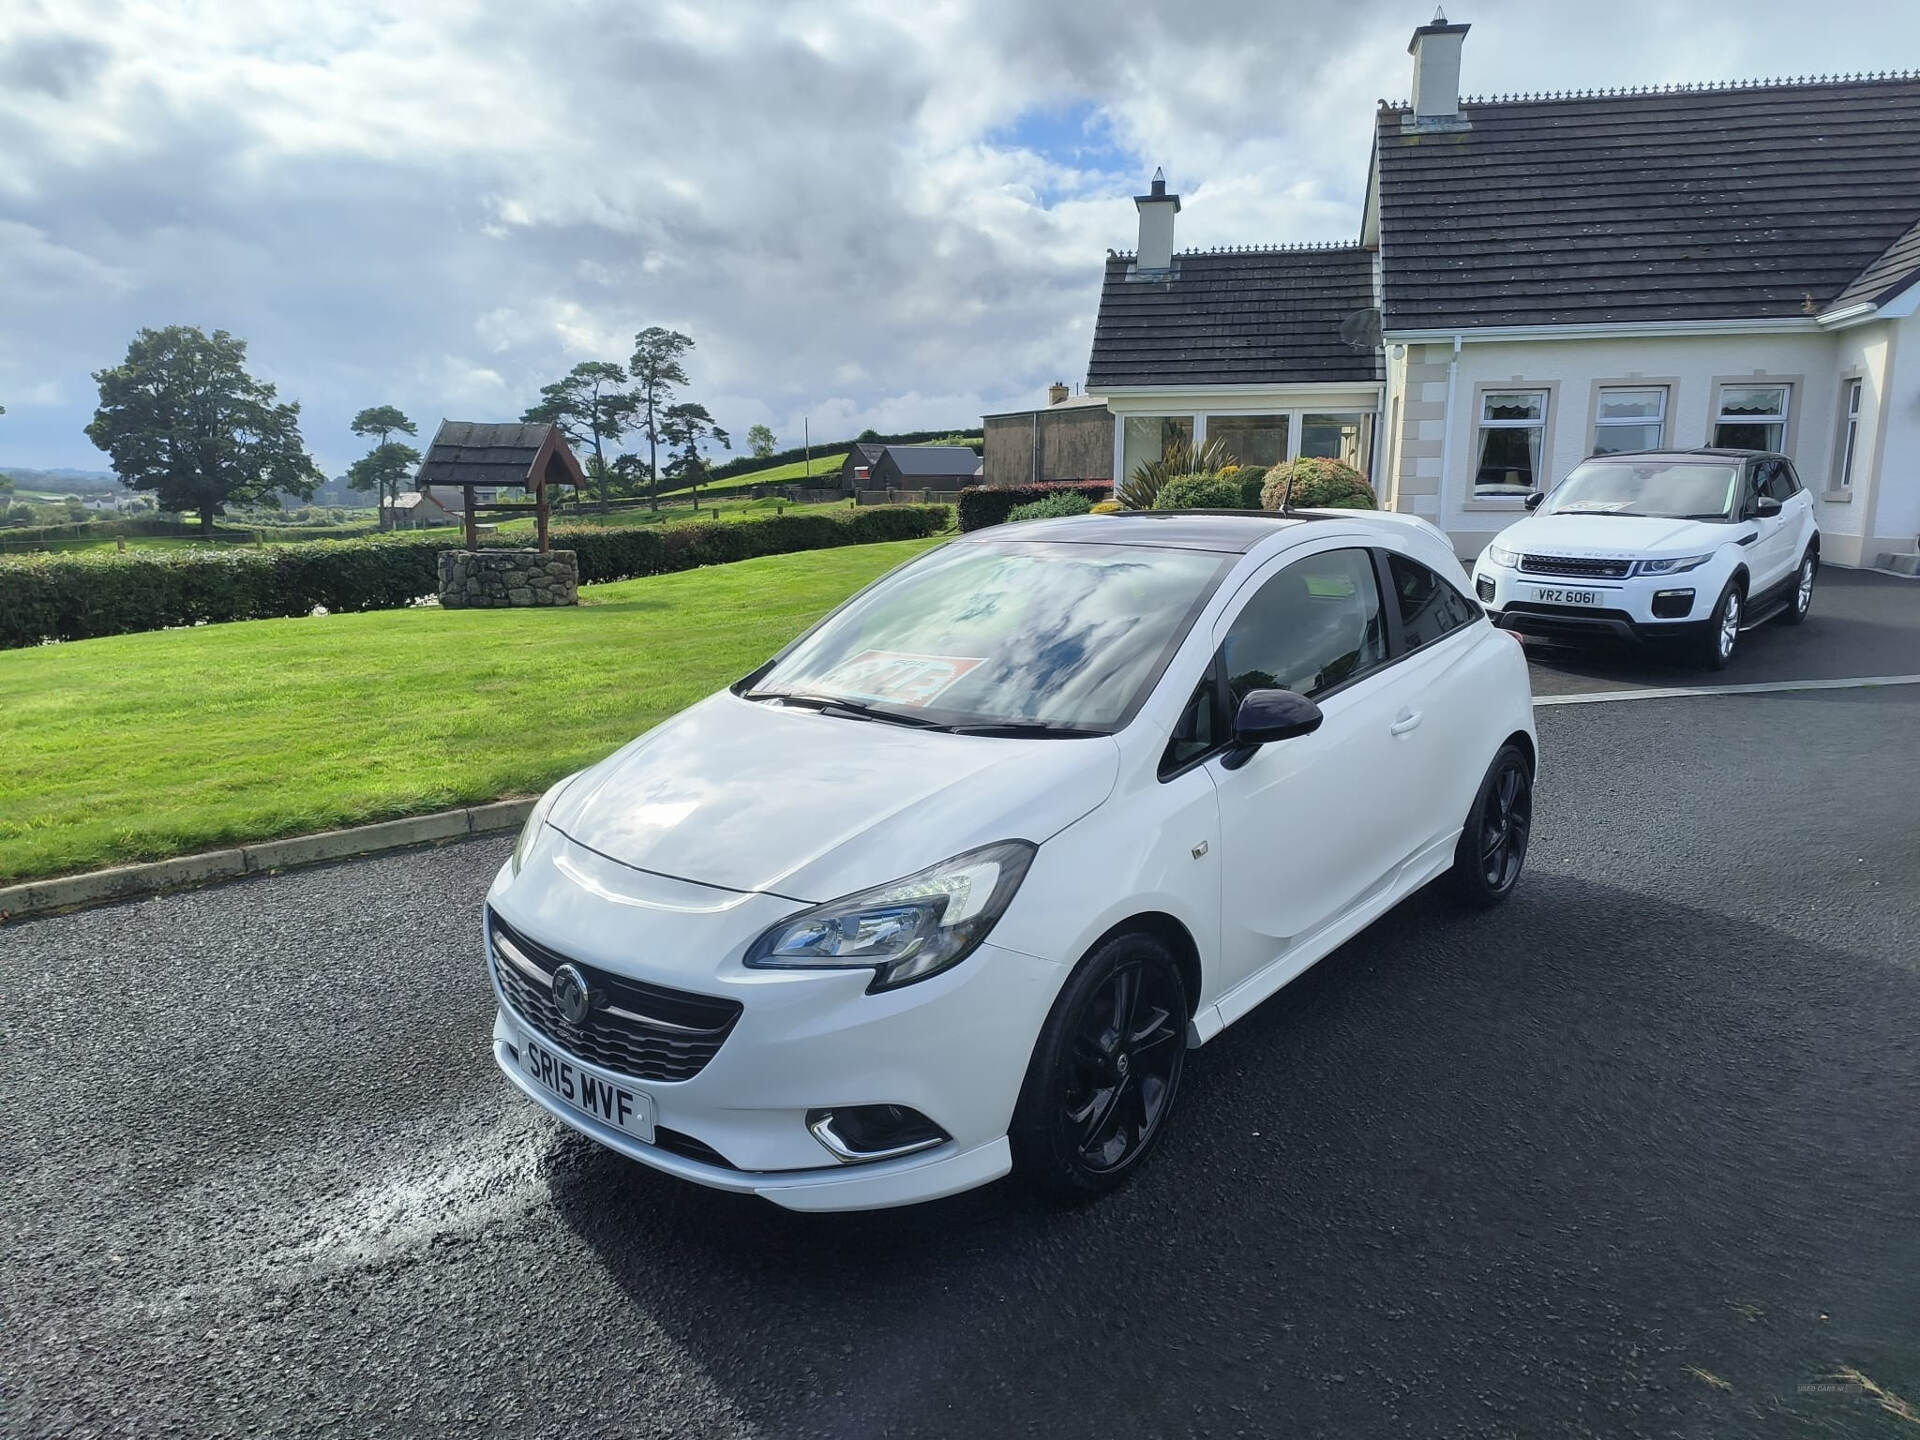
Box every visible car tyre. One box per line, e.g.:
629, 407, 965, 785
1448, 744, 1534, 909
1696, 578, 1742, 670
1010, 931, 1189, 1204
1776, 549, 1816, 626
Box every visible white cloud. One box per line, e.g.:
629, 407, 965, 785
1, 0, 1918, 470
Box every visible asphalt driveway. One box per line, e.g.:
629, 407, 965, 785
4, 684, 1917, 1439
1524, 566, 1920, 695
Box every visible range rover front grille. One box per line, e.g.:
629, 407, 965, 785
488, 909, 741, 1083
1520, 553, 1631, 579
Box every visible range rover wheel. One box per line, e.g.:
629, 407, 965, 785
1448, 743, 1533, 909
1011, 931, 1188, 1204
1697, 580, 1742, 670
1776, 550, 1816, 626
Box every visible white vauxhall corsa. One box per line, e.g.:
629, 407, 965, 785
1471, 449, 1820, 669
486, 509, 1538, 1211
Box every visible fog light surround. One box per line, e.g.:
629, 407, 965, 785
1476, 576, 1496, 602
1651, 588, 1696, 619
806, 1105, 950, 1164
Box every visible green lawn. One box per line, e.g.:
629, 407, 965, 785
0, 537, 942, 884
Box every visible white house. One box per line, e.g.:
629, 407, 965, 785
1087, 15, 1920, 568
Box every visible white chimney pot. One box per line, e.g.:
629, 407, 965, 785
1133, 168, 1181, 271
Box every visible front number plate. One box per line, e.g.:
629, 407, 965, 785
518, 1033, 656, 1143
1528, 585, 1606, 607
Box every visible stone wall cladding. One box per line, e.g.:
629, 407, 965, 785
437, 549, 579, 608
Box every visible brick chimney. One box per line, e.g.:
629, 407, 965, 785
1133, 168, 1180, 271
1047, 382, 1070, 406
1408, 8, 1470, 124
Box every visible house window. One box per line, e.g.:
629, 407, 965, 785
1203, 414, 1290, 468
1713, 385, 1789, 452
1592, 387, 1667, 455
1473, 389, 1549, 498
1836, 379, 1862, 488
1122, 415, 1194, 486
1301, 413, 1374, 476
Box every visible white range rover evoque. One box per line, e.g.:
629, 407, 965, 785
1471, 448, 1820, 669
486, 508, 1536, 1211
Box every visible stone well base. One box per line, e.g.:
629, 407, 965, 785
438, 549, 579, 608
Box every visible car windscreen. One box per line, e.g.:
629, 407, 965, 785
1542, 460, 1740, 520
743, 540, 1231, 734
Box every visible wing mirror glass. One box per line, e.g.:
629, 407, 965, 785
1754, 495, 1783, 517
1524, 490, 1547, 511
1220, 689, 1323, 769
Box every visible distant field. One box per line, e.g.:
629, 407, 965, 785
653, 451, 850, 498
497, 495, 864, 534
0, 537, 945, 883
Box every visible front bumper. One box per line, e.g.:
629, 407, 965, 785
1472, 562, 1715, 644
483, 834, 1063, 1210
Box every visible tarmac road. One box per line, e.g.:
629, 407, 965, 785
4, 688, 1918, 1439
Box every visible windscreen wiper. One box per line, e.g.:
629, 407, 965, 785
743, 691, 942, 728
946, 720, 1098, 738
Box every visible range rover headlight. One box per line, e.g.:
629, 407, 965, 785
745, 840, 1038, 991
1487, 542, 1521, 568
1635, 553, 1713, 576
510, 781, 568, 876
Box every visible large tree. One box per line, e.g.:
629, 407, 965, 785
522, 361, 636, 512
661, 401, 731, 508
86, 326, 319, 534
746, 423, 776, 459
628, 328, 693, 509
347, 405, 418, 528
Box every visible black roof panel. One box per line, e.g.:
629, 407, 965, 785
961, 510, 1316, 553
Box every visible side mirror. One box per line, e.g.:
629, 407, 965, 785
1523, 491, 1547, 511
1220, 689, 1323, 770
1754, 495, 1783, 517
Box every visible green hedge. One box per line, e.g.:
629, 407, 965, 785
0, 505, 950, 648
957, 482, 1111, 532
1153, 475, 1249, 511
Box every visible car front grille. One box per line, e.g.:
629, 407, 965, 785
1519, 553, 1631, 579
488, 909, 741, 1083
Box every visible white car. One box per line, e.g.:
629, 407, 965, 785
485, 509, 1537, 1211
1471, 448, 1819, 669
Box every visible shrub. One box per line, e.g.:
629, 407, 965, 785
1234, 466, 1269, 509
1153, 474, 1253, 511
956, 482, 1111, 532
1116, 438, 1240, 510
1005, 493, 1094, 523
0, 505, 951, 648
1089, 500, 1124, 514
1259, 458, 1376, 511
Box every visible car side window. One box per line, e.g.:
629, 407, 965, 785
1160, 670, 1225, 777
1386, 552, 1480, 650
1760, 460, 1797, 503
1218, 548, 1386, 704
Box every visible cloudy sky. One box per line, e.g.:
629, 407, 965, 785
4, 0, 1920, 475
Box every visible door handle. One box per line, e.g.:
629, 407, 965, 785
1389, 710, 1423, 736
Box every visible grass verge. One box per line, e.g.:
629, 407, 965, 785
0, 537, 941, 884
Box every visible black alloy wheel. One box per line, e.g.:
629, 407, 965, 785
1449, 744, 1534, 908
1777, 549, 1816, 626
1012, 932, 1189, 1202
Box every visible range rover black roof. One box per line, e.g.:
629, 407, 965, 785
1584, 447, 1783, 463
960, 510, 1322, 553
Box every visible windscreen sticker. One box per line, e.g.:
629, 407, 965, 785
818, 649, 985, 708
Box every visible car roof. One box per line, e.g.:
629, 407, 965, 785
964, 510, 1322, 554
1582, 447, 1780, 463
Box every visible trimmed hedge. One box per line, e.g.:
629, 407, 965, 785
1260, 458, 1376, 511
0, 505, 950, 648
1153, 474, 1249, 511
957, 482, 1111, 532
1005, 493, 1095, 523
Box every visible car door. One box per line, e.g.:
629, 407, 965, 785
1205, 544, 1427, 1001
1745, 459, 1797, 589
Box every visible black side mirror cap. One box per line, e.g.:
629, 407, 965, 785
1220, 689, 1323, 769
1524, 491, 1547, 511
1754, 495, 1783, 517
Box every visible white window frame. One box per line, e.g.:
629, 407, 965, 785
1836, 378, 1862, 489
1591, 385, 1668, 455
1712, 383, 1791, 452
1472, 387, 1551, 499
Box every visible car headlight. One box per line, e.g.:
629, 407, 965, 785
1635, 553, 1713, 576
745, 840, 1037, 991
510, 781, 568, 876
1487, 542, 1520, 568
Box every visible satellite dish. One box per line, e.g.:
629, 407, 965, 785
1339, 307, 1383, 351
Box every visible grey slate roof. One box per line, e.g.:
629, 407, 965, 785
879, 445, 982, 477
1087, 247, 1382, 389
1376, 76, 1920, 329
415, 421, 561, 489
1826, 215, 1920, 311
